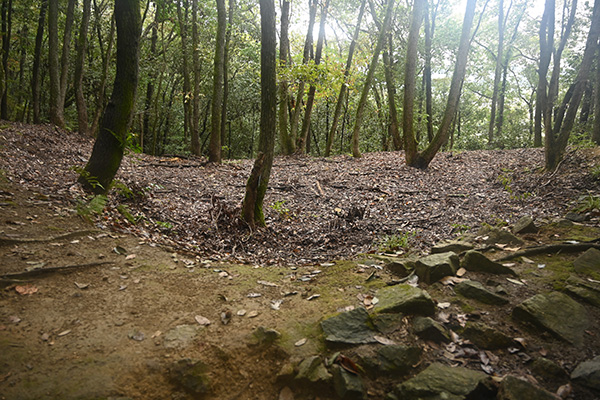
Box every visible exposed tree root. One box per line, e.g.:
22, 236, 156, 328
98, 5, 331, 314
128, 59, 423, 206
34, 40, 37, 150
0, 230, 98, 247
496, 241, 600, 262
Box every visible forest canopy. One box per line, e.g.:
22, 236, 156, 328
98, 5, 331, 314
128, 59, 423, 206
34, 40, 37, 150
2, 0, 599, 167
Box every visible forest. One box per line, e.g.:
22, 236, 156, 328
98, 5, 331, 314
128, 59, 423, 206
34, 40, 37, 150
1, 0, 600, 399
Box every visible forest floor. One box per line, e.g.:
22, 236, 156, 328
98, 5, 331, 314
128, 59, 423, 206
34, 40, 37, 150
0, 121, 599, 399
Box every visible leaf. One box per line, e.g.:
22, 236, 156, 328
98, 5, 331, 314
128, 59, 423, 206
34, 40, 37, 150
15, 285, 38, 295
74, 282, 89, 289
521, 257, 535, 264
113, 246, 127, 255
247, 310, 259, 318
294, 338, 307, 347
456, 267, 467, 277
306, 294, 320, 301
128, 330, 145, 341
237, 309, 247, 316
258, 280, 278, 287
194, 315, 211, 326
374, 335, 396, 345
506, 278, 525, 286
58, 329, 71, 337
437, 302, 451, 309
271, 299, 283, 310
537, 264, 546, 269
125, 254, 137, 260
247, 293, 262, 298
337, 354, 360, 375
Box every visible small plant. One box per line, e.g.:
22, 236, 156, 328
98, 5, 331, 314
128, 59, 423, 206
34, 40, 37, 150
70, 166, 104, 191
112, 179, 134, 199
590, 164, 600, 180
573, 192, 600, 213
497, 171, 533, 201
117, 204, 137, 224
77, 194, 107, 221
451, 223, 471, 234
270, 200, 290, 218
376, 231, 416, 253
155, 220, 173, 230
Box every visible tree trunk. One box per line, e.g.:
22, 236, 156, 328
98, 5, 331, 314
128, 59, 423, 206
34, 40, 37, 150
48, 0, 63, 127
296, 0, 329, 154
176, 0, 192, 149
405, 0, 477, 168
242, 0, 276, 228
74, 0, 92, 135
546, 0, 600, 170
289, 0, 317, 147
208, 0, 227, 163
351, 0, 395, 158
79, 0, 140, 193
220, 0, 234, 157
593, 43, 600, 145
191, 0, 201, 155
1, 0, 11, 119
58, 0, 77, 121
383, 34, 401, 150
31, 0, 47, 124
278, 0, 295, 154
143, 3, 158, 151
487, 0, 504, 147
90, 14, 115, 137
423, 0, 440, 145
325, 0, 366, 157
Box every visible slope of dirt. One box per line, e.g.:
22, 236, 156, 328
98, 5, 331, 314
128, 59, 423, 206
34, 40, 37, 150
1, 122, 600, 400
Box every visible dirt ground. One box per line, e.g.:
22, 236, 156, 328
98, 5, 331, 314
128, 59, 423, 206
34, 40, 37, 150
1, 122, 600, 399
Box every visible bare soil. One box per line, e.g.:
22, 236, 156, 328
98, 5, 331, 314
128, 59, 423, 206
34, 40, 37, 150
1, 122, 599, 400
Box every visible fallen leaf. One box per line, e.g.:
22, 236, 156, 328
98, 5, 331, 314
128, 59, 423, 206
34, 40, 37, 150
74, 282, 89, 289
456, 267, 467, 277
506, 278, 525, 286
306, 294, 320, 301
15, 285, 38, 295
125, 254, 137, 260
151, 330, 162, 338
258, 280, 278, 287
437, 302, 451, 309
502, 263, 516, 267
505, 247, 521, 252
118, 285, 127, 291
247, 293, 262, 298
537, 264, 546, 269
521, 257, 535, 264
113, 246, 127, 255
556, 383, 572, 399
237, 309, 247, 316
8, 315, 21, 324
57, 329, 71, 337
481, 364, 494, 374
271, 299, 283, 310
218, 271, 229, 278
374, 335, 396, 345
247, 310, 259, 318
294, 338, 307, 347
128, 330, 145, 341
40, 333, 50, 341
194, 315, 211, 326
337, 354, 360, 375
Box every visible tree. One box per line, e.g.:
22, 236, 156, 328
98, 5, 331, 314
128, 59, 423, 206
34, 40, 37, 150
208, 0, 227, 163
79, 0, 140, 193
242, 0, 276, 227
74, 0, 92, 135
1, 0, 12, 119
278, 0, 294, 154
350, 0, 395, 158
404, 0, 477, 168
31, 0, 48, 124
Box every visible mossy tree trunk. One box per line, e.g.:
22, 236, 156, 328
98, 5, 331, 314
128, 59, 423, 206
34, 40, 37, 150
208, 0, 227, 163
242, 0, 276, 228
79, 0, 140, 194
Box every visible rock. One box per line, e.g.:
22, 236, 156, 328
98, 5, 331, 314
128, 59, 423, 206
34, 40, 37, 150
572, 356, 600, 390
565, 212, 589, 222
462, 251, 517, 276
415, 252, 459, 284
564, 284, 600, 307
375, 345, 422, 375
248, 326, 282, 347
512, 216, 538, 234
497, 375, 557, 400
373, 284, 436, 316
573, 248, 600, 277
276, 362, 296, 383
461, 322, 514, 349
170, 358, 210, 395
321, 307, 376, 345
163, 325, 200, 349
455, 280, 509, 305
413, 317, 450, 343
295, 356, 332, 384
553, 218, 574, 228
431, 240, 474, 254
371, 313, 404, 334
279, 386, 295, 400
512, 291, 589, 346
332, 364, 366, 399
384, 258, 415, 278
530, 357, 569, 384
394, 362, 490, 399
479, 226, 524, 246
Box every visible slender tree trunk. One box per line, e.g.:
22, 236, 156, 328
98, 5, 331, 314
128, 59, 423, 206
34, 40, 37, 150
546, 0, 600, 170
296, 0, 329, 154
1, 0, 11, 119
79, 0, 140, 193
405, 0, 477, 168
176, 0, 192, 148
351, 0, 395, 158
75, 0, 92, 135
383, 34, 401, 150
208, 0, 227, 162
278, 0, 295, 154
90, 13, 116, 137
289, 0, 317, 147
487, 0, 504, 147
242, 0, 276, 228
58, 0, 76, 120
48, 0, 63, 127
424, 0, 439, 144
535, 0, 555, 148
220, 0, 235, 157
190, 0, 201, 155
325, 0, 366, 156
593, 43, 600, 144
143, 3, 158, 151
31, 0, 47, 124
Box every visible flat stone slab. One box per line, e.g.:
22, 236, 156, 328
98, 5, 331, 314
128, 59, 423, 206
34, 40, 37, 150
394, 362, 488, 400
497, 375, 557, 400
571, 355, 600, 391
164, 325, 201, 349
413, 316, 450, 343
415, 252, 459, 284
296, 356, 332, 383
332, 364, 366, 399
455, 280, 509, 305
564, 284, 600, 308
574, 248, 600, 276
461, 322, 514, 349
431, 240, 474, 254
512, 216, 538, 234
373, 284, 436, 316
479, 226, 524, 246
462, 251, 517, 275
512, 291, 589, 346
321, 307, 376, 344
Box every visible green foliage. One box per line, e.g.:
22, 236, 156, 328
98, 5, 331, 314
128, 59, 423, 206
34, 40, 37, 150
117, 204, 137, 224
77, 195, 108, 221
590, 164, 600, 180
270, 200, 290, 219
497, 169, 533, 201
71, 166, 104, 191
376, 231, 416, 253
155, 220, 173, 230
451, 223, 471, 234
573, 192, 600, 213
112, 179, 134, 199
